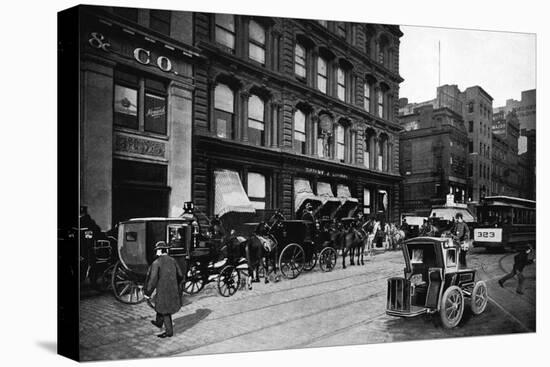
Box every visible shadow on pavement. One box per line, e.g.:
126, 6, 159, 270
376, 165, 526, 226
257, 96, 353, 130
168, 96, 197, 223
174, 308, 212, 334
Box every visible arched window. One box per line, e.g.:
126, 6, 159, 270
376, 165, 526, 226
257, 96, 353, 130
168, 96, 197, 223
317, 57, 327, 93
337, 67, 346, 102
214, 84, 235, 138
249, 20, 266, 64
248, 94, 265, 146
215, 14, 235, 50
364, 81, 371, 112
317, 114, 333, 159
295, 44, 306, 78
336, 124, 345, 162
378, 34, 390, 66
293, 109, 306, 154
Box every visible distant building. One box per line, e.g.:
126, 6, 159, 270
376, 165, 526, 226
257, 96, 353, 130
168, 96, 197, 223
493, 89, 536, 200
491, 110, 520, 197
398, 104, 469, 216
399, 84, 493, 203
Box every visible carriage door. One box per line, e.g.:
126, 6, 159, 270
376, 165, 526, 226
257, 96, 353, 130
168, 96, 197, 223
112, 159, 170, 225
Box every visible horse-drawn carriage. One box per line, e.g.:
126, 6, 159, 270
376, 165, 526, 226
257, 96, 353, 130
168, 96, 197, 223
386, 236, 488, 328
111, 213, 248, 304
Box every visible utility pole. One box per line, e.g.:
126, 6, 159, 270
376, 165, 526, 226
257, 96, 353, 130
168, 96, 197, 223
438, 40, 441, 87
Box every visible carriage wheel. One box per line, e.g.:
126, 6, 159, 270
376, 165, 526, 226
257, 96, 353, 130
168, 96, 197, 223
440, 286, 464, 328
319, 247, 337, 272
470, 281, 488, 315
279, 243, 305, 279
218, 265, 240, 297
111, 261, 146, 304
182, 264, 205, 295
100, 263, 115, 292
303, 250, 318, 272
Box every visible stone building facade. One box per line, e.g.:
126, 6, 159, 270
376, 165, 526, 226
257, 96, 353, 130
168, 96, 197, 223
191, 14, 404, 222
78, 6, 404, 228
78, 6, 198, 229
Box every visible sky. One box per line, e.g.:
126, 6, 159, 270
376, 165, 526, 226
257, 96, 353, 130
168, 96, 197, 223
399, 25, 536, 107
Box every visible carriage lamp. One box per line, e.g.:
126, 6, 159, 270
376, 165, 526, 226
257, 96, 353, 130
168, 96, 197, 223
84, 230, 93, 239
192, 220, 200, 235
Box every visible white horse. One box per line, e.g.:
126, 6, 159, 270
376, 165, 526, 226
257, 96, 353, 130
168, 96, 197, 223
388, 223, 406, 250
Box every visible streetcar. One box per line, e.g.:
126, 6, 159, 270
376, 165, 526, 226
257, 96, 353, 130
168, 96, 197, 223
473, 196, 536, 250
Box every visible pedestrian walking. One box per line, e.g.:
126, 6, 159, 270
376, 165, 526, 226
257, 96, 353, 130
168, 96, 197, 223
145, 241, 184, 338
499, 245, 534, 295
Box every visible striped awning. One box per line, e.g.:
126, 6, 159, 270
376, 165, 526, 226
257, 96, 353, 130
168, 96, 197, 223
336, 184, 359, 204
214, 170, 256, 217
294, 178, 322, 213
317, 182, 341, 204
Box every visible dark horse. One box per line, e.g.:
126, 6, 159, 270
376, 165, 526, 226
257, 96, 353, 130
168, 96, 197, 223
245, 211, 285, 284
330, 219, 366, 269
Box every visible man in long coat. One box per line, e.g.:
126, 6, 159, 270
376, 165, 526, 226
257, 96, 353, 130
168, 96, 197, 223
145, 241, 183, 338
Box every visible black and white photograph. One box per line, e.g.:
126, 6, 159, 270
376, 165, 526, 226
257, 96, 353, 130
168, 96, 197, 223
54, 2, 541, 362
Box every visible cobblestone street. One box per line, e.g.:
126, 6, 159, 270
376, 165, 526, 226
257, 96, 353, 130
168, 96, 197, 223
79, 248, 536, 361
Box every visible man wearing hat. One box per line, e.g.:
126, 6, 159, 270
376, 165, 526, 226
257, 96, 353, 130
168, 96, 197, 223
301, 202, 315, 222
451, 212, 470, 266
145, 241, 183, 338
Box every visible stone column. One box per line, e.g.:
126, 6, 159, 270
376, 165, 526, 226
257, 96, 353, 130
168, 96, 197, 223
208, 80, 216, 136
270, 101, 279, 148
80, 57, 114, 230
264, 100, 271, 146
239, 91, 248, 142
168, 81, 194, 217
312, 115, 319, 156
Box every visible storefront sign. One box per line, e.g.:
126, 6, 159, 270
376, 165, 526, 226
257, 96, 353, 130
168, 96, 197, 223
115, 134, 166, 158
304, 167, 349, 180
492, 122, 506, 135
88, 32, 180, 75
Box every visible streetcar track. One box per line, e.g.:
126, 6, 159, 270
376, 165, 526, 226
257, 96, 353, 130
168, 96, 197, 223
203, 271, 394, 322
178, 289, 387, 356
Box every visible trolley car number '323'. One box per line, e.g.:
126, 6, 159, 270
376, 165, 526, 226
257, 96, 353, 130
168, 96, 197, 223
474, 228, 502, 242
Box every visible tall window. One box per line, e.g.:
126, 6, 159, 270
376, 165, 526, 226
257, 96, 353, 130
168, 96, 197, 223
363, 188, 371, 214
468, 120, 473, 133
114, 71, 139, 130
336, 124, 345, 162
150, 10, 171, 36
337, 67, 346, 101
293, 109, 306, 154
114, 70, 167, 135
378, 138, 384, 170
468, 102, 474, 113
363, 82, 371, 112
215, 14, 235, 50
247, 172, 266, 209
249, 20, 266, 64
214, 84, 234, 139
248, 95, 265, 146
295, 44, 306, 78
336, 23, 346, 38
317, 57, 327, 93
363, 136, 370, 168
377, 90, 384, 118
